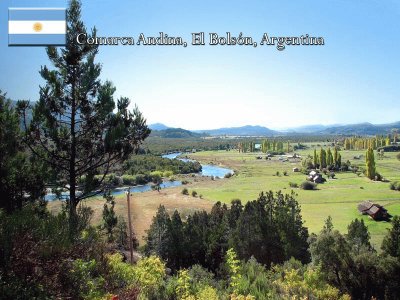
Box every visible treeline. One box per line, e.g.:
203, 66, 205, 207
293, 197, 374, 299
142, 194, 400, 299
237, 139, 290, 153
2, 191, 400, 299
343, 135, 396, 150
0, 202, 346, 300
123, 155, 202, 176
142, 137, 237, 155
145, 191, 310, 272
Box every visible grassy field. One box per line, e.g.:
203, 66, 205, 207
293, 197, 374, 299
47, 186, 214, 245
48, 145, 400, 249
187, 146, 400, 248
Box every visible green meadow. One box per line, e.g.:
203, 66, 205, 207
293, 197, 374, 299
187, 146, 400, 248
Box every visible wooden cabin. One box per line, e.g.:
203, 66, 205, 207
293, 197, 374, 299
358, 201, 389, 220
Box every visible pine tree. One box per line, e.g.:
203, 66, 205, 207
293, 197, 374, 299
102, 190, 118, 242
381, 216, 400, 259
18, 0, 150, 227
347, 218, 372, 252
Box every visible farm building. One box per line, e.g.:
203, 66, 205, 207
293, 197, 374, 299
358, 201, 389, 220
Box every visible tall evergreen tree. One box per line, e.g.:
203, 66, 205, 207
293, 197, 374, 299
18, 0, 150, 226
346, 218, 372, 252
382, 216, 400, 259
144, 205, 170, 257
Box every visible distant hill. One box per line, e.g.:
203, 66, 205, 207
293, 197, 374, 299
196, 125, 277, 136
147, 121, 400, 137
284, 124, 329, 133
149, 123, 170, 131
150, 128, 203, 138
317, 122, 400, 135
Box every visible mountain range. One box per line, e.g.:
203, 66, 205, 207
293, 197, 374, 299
149, 122, 400, 138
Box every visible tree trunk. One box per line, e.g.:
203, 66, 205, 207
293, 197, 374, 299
69, 68, 78, 235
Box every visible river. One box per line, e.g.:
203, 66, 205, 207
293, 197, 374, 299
45, 152, 233, 201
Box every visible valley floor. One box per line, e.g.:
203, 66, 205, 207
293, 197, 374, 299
48, 146, 400, 248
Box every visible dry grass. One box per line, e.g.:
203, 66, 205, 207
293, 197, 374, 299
47, 186, 214, 246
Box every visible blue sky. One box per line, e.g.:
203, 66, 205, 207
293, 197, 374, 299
1, 0, 399, 130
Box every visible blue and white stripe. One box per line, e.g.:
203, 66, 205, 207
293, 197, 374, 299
8, 8, 66, 46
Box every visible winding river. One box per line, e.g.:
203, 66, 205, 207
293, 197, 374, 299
162, 152, 233, 178
45, 152, 233, 201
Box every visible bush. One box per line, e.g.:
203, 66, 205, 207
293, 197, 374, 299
289, 182, 298, 188
224, 172, 233, 178
163, 170, 174, 178
283, 171, 288, 176
397, 153, 400, 161
69, 259, 106, 299
390, 181, 400, 191
135, 174, 150, 185
300, 181, 317, 190
122, 174, 136, 185
276, 171, 280, 177
182, 188, 189, 195
192, 190, 198, 197
182, 180, 190, 185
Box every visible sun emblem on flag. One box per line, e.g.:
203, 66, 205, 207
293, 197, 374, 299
33, 22, 43, 32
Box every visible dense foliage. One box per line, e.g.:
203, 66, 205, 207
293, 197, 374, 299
144, 191, 310, 273
123, 155, 202, 176
0, 91, 48, 212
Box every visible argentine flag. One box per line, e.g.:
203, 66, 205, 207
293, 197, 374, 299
8, 8, 66, 46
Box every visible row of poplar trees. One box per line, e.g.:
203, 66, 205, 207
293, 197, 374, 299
313, 147, 341, 169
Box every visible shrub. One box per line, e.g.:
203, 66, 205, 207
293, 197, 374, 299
276, 171, 280, 177
192, 190, 198, 197
163, 170, 174, 178
224, 172, 233, 178
300, 181, 317, 190
182, 188, 189, 195
122, 174, 136, 185
283, 171, 288, 176
390, 181, 400, 191
135, 174, 149, 185
397, 153, 400, 161
69, 258, 106, 299
289, 182, 298, 188
182, 180, 190, 185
